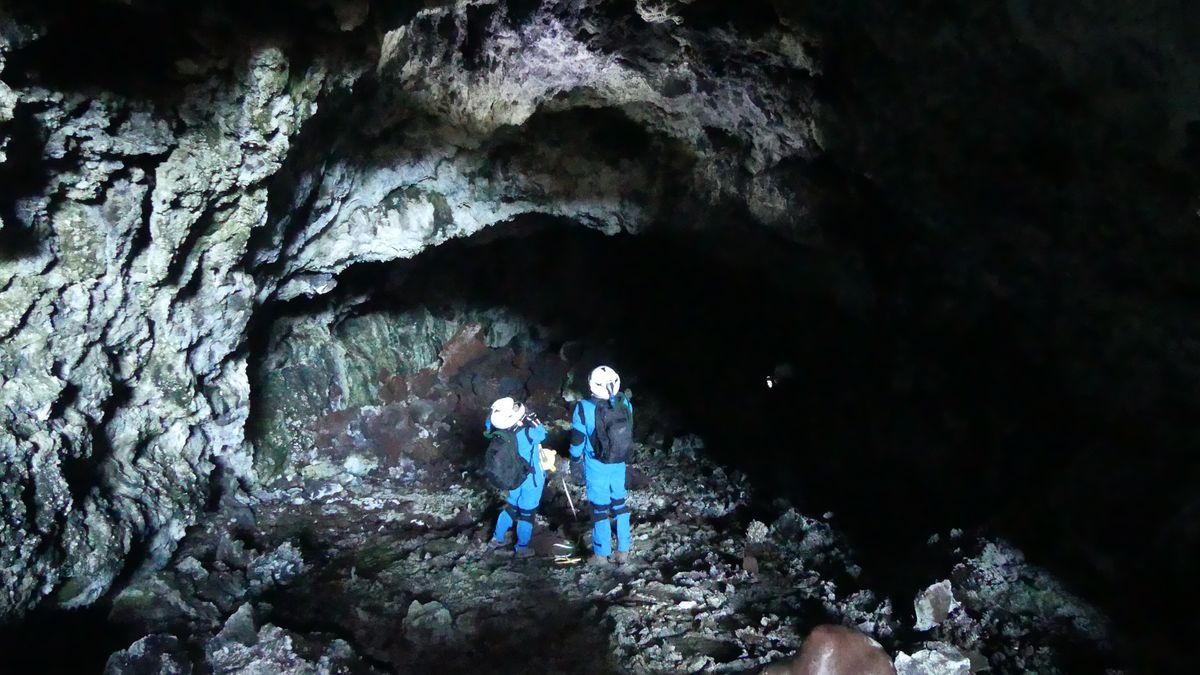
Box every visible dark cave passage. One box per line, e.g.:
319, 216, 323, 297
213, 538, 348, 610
262, 213, 1169, 659
0, 212, 1145, 673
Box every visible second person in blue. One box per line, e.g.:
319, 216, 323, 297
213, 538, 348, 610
569, 366, 635, 566
488, 396, 548, 557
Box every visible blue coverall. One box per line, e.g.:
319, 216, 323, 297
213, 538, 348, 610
489, 420, 548, 552
570, 397, 633, 557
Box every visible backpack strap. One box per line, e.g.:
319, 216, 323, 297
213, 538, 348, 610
617, 394, 632, 419
574, 401, 590, 453
484, 427, 514, 441
520, 426, 540, 488
583, 399, 603, 457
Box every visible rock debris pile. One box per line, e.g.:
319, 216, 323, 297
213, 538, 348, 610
101, 330, 1112, 674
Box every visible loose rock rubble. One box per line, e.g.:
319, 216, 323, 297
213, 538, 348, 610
894, 645, 972, 675
914, 580, 959, 632
103, 438, 1114, 674
106, 607, 381, 675
93, 315, 1118, 674
900, 538, 1113, 674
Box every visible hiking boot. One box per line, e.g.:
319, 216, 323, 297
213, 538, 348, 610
611, 551, 629, 565
514, 547, 535, 559
488, 538, 510, 554
587, 554, 610, 567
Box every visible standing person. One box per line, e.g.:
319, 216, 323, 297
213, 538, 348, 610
569, 366, 635, 565
485, 397, 547, 558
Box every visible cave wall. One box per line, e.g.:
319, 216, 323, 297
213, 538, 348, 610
0, 13, 361, 613
250, 307, 544, 479
0, 0, 821, 618
250, 0, 823, 299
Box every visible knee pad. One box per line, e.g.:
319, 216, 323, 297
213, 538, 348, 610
517, 506, 538, 524
591, 505, 611, 523
610, 498, 630, 517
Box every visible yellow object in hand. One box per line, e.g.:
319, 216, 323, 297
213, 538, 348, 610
538, 446, 557, 472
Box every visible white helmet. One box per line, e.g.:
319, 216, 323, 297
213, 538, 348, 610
489, 397, 525, 430
588, 366, 621, 399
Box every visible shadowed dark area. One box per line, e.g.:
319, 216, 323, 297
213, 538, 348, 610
794, 4, 1200, 668
312, 213, 1175, 669
2, 4, 200, 99
2, 0, 384, 103
0, 104, 51, 260
0, 604, 134, 675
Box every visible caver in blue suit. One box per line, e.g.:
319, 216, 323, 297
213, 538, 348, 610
489, 418, 548, 553
569, 396, 633, 557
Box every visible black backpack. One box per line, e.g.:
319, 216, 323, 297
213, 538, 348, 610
483, 428, 531, 490
589, 396, 634, 464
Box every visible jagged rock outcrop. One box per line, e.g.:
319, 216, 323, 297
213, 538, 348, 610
250, 0, 823, 300
0, 0, 821, 618
0, 12, 364, 612
105, 609, 382, 675
250, 307, 541, 479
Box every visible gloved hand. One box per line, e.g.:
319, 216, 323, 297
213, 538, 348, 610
569, 459, 585, 486
539, 447, 557, 472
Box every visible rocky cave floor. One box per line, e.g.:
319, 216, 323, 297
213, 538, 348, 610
100, 336, 1115, 674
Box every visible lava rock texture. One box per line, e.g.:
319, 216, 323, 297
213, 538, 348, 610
0, 0, 821, 618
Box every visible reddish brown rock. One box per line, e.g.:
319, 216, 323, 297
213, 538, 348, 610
760, 625, 896, 675
438, 323, 490, 381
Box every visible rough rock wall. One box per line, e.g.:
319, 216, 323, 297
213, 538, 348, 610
0, 5, 370, 615
250, 307, 543, 479
250, 0, 822, 302
0, 0, 820, 619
